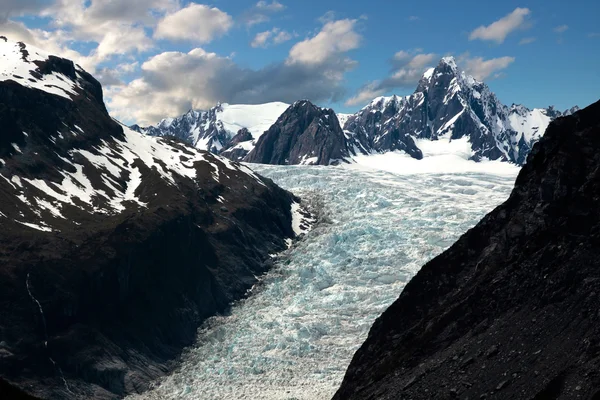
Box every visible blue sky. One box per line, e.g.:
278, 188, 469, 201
1, 0, 598, 124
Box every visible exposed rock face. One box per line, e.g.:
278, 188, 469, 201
135, 59, 576, 166
245, 100, 360, 166
141, 105, 232, 153
137, 102, 290, 155
344, 57, 576, 165
220, 128, 254, 161
334, 100, 600, 399
0, 39, 305, 399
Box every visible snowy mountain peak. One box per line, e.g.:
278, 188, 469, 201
509, 103, 531, 115
344, 56, 577, 165
138, 55, 575, 168
368, 95, 403, 111
0, 37, 91, 102
140, 101, 290, 159
439, 56, 458, 71
422, 67, 435, 81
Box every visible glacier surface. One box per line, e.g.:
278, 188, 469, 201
130, 158, 519, 400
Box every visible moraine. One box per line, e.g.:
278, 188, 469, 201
130, 156, 519, 400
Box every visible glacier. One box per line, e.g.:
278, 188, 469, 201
129, 157, 519, 400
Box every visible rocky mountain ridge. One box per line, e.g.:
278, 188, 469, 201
245, 100, 367, 166
137, 57, 576, 166
0, 37, 311, 399
334, 99, 600, 399
344, 57, 579, 165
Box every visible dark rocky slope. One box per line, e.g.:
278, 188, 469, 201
245, 100, 363, 166
0, 39, 306, 399
334, 99, 600, 400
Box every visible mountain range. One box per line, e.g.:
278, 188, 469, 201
136, 57, 578, 166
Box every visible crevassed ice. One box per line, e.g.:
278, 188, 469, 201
131, 163, 518, 400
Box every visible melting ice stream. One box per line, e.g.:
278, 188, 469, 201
131, 160, 519, 400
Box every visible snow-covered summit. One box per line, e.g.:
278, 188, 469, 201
0, 36, 85, 100
137, 55, 575, 167
344, 57, 576, 165
0, 37, 295, 233
139, 101, 289, 159
440, 56, 458, 71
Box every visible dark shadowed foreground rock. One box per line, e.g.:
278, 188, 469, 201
0, 39, 305, 399
334, 99, 600, 400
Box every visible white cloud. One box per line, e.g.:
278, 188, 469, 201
0, 0, 46, 18
318, 11, 337, 24
256, 1, 285, 12
96, 26, 154, 59
554, 25, 568, 33
519, 37, 536, 45
117, 61, 140, 74
251, 27, 293, 48
589, 32, 600, 38
287, 19, 361, 65
408, 16, 420, 21
469, 7, 531, 43
274, 30, 293, 44
393, 51, 437, 69
345, 82, 386, 107
0, 19, 95, 69
251, 30, 272, 48
242, 0, 285, 26
154, 4, 233, 43
346, 50, 437, 107
23, 0, 181, 69
109, 45, 358, 125
82, 0, 179, 25
95, 68, 125, 87
458, 54, 515, 80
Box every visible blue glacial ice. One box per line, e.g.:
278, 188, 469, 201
130, 162, 518, 400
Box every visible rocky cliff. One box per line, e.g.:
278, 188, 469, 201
344, 58, 577, 165
0, 38, 308, 399
334, 99, 600, 399
245, 100, 363, 166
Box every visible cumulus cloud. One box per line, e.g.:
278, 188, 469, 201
469, 7, 531, 43
117, 61, 140, 74
109, 19, 362, 125
96, 26, 154, 59
242, 0, 286, 26
251, 27, 293, 48
154, 4, 233, 43
0, 0, 46, 19
345, 82, 387, 107
518, 37, 536, 45
554, 25, 568, 33
345, 50, 437, 106
457, 54, 515, 80
256, 1, 285, 12
0, 19, 95, 69
287, 19, 361, 65
95, 68, 125, 87
80, 0, 179, 25
25, 0, 184, 69
318, 11, 337, 24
